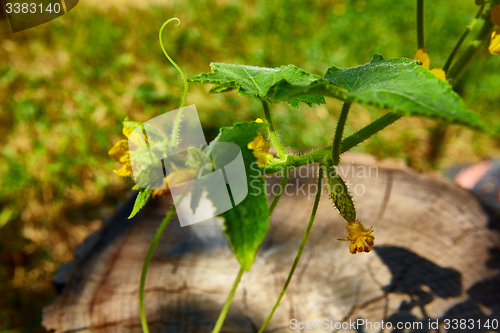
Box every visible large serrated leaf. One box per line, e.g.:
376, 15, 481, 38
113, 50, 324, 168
189, 63, 325, 107
207, 122, 269, 270
128, 189, 153, 219
325, 54, 489, 132
267, 78, 346, 102
268, 54, 490, 133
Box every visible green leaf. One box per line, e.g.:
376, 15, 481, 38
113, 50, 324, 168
325, 54, 489, 132
268, 54, 489, 133
128, 189, 153, 219
189, 63, 325, 107
267, 78, 346, 102
207, 122, 269, 270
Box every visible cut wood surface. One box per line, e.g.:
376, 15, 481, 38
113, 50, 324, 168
43, 154, 500, 332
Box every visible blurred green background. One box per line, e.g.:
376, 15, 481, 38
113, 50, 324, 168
1, 0, 499, 331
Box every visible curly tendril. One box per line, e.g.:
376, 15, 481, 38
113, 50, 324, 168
159, 18, 189, 147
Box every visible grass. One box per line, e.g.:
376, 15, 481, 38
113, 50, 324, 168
0, 0, 499, 331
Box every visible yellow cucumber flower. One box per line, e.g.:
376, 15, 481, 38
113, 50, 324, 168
109, 140, 133, 176
413, 48, 447, 81
248, 118, 272, 164
338, 220, 375, 254
489, 29, 500, 55
109, 118, 134, 177
489, 6, 500, 55
430, 68, 446, 81
414, 48, 430, 69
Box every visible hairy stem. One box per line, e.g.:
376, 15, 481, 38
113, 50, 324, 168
417, 0, 425, 49
340, 112, 402, 153
140, 195, 183, 333
443, 3, 485, 73
447, 7, 495, 82
257, 167, 324, 333
262, 100, 288, 159
260, 112, 402, 175
159, 18, 189, 148
332, 101, 352, 165
211, 267, 245, 333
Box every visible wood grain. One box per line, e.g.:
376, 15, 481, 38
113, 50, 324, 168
43, 154, 500, 332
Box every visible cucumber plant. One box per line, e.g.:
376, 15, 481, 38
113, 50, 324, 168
109, 2, 500, 332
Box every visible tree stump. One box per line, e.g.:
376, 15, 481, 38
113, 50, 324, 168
43, 154, 500, 332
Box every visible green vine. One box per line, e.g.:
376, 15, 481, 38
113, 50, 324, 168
448, 7, 495, 82
262, 100, 288, 159
257, 166, 324, 333
211, 267, 245, 333
416, 0, 425, 49
332, 100, 352, 165
443, 2, 486, 73
139, 195, 183, 333
159, 18, 189, 147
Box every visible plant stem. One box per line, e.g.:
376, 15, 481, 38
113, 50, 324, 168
268, 166, 290, 215
212, 267, 245, 333
261, 150, 328, 176
425, 122, 448, 170
447, 8, 494, 82
260, 112, 402, 175
340, 112, 402, 153
257, 167, 323, 333
332, 101, 352, 165
140, 195, 183, 333
417, 0, 425, 49
262, 100, 288, 159
443, 3, 485, 73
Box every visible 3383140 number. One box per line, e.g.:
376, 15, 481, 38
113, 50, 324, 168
443, 318, 498, 330
5, 2, 61, 14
